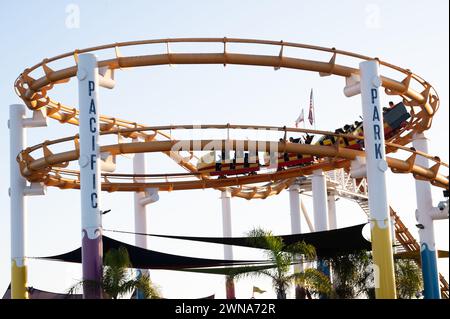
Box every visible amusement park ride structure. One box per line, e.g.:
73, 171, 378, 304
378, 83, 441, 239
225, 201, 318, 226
8, 38, 449, 299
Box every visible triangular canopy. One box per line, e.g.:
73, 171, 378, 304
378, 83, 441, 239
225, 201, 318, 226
42, 235, 266, 269
139, 223, 371, 258
41, 223, 371, 268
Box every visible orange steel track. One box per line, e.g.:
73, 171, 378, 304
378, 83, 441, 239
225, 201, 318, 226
14, 38, 448, 199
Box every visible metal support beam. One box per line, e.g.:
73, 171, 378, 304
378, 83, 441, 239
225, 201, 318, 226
289, 184, 305, 298
312, 169, 329, 232
359, 60, 396, 299
77, 54, 103, 299
9, 104, 48, 299
412, 133, 441, 299
300, 200, 315, 232
221, 189, 235, 299
133, 142, 150, 299
9, 104, 28, 299
312, 169, 330, 288
327, 192, 337, 230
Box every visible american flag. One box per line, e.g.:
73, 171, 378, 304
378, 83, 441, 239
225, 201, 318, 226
308, 89, 314, 125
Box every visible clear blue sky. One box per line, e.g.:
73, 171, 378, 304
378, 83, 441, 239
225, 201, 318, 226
0, 0, 448, 298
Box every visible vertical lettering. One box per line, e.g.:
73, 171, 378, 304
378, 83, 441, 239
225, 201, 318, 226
90, 117, 96, 133
372, 106, 380, 121
373, 124, 381, 140
89, 99, 96, 114
91, 193, 98, 208
371, 88, 377, 104
375, 144, 382, 159
90, 154, 96, 170
88, 81, 95, 97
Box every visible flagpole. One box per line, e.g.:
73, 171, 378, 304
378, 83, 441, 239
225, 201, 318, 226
312, 89, 316, 130
308, 88, 316, 131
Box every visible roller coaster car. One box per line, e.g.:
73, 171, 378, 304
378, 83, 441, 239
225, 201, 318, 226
276, 151, 315, 169
197, 103, 410, 176
316, 101, 410, 150
197, 151, 260, 176
317, 129, 362, 150
383, 102, 410, 139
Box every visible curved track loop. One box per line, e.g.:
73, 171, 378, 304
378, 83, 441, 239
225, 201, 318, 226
14, 38, 446, 199
17, 126, 449, 198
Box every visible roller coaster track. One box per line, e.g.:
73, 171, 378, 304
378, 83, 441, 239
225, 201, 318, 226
325, 169, 448, 298
12, 38, 448, 294
16, 125, 449, 193
14, 38, 445, 199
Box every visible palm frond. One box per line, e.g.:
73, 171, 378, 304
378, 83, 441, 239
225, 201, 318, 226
135, 275, 162, 299
104, 246, 132, 268
395, 259, 422, 299
67, 279, 103, 298
232, 268, 278, 282
289, 268, 333, 296
246, 228, 284, 255
284, 241, 316, 260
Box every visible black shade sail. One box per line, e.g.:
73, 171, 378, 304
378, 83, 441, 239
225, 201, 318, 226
42, 236, 267, 269
2, 285, 81, 299
40, 223, 370, 269
144, 223, 371, 257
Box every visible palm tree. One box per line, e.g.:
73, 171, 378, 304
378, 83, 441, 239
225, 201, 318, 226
230, 228, 332, 299
327, 252, 423, 299
69, 246, 161, 299
325, 250, 374, 299
394, 258, 422, 299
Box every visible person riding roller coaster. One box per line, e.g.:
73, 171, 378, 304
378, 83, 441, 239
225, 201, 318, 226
196, 101, 410, 177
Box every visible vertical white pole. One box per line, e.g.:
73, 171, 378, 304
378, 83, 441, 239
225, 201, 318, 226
133, 140, 150, 299
9, 104, 28, 299
77, 53, 103, 299
221, 189, 235, 299
312, 169, 329, 232
289, 184, 305, 298
289, 184, 303, 247
327, 191, 338, 286
289, 184, 303, 271
327, 192, 337, 230
412, 133, 440, 299
312, 169, 330, 292
359, 60, 396, 299
133, 143, 148, 250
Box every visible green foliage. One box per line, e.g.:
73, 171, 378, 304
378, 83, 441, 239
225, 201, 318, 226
326, 250, 374, 299
68, 246, 161, 299
328, 251, 424, 299
395, 258, 422, 299
232, 227, 332, 299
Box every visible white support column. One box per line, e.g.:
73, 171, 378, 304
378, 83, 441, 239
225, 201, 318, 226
133, 141, 151, 299
359, 60, 396, 299
9, 104, 27, 299
221, 189, 235, 299
312, 169, 330, 290
327, 191, 340, 287
289, 184, 306, 298
133, 144, 148, 250
327, 191, 337, 230
9, 104, 47, 299
77, 53, 103, 299
312, 169, 329, 232
311, 169, 331, 297
289, 184, 303, 271
412, 133, 440, 299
